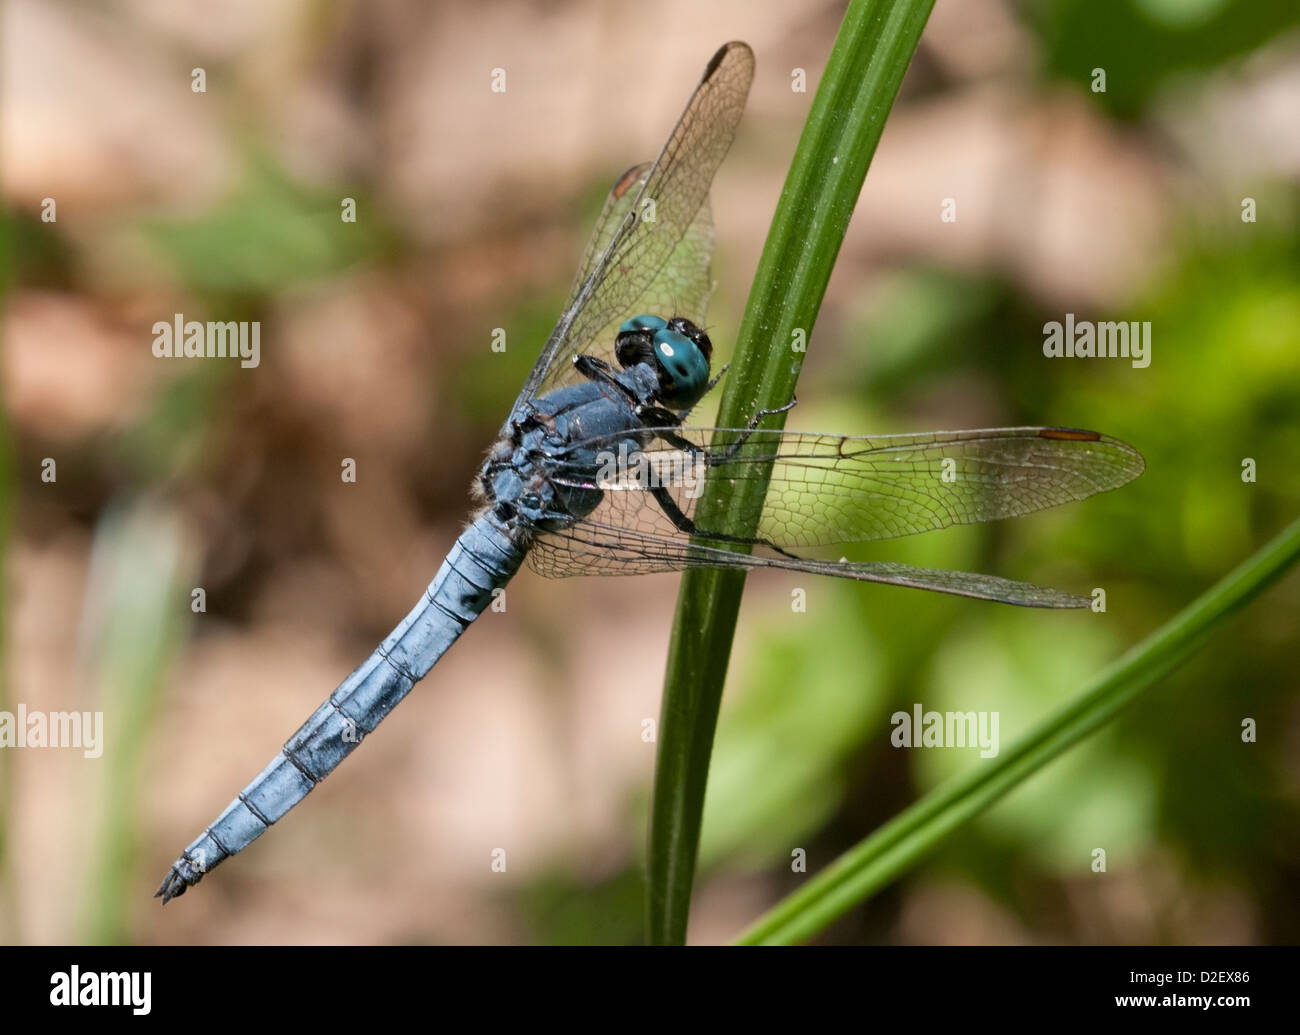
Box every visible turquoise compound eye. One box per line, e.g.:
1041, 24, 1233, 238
652, 328, 710, 409
619, 314, 668, 336
613, 314, 712, 408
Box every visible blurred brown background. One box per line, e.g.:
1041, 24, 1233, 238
3, 0, 1299, 945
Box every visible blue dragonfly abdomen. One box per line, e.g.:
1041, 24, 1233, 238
158, 358, 672, 902
155, 515, 524, 901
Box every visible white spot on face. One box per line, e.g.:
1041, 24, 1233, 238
659, 341, 675, 357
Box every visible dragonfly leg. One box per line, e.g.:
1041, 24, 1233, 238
637, 394, 797, 469
572, 353, 615, 378
573, 354, 640, 404
647, 484, 802, 560
635, 402, 685, 428
714, 394, 798, 464
637, 416, 704, 460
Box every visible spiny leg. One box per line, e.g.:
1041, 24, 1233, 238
635, 402, 686, 428
572, 354, 640, 404
647, 484, 802, 560
635, 395, 798, 464
628, 398, 803, 559
715, 395, 798, 463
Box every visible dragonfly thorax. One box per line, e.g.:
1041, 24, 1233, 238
479, 428, 560, 527
615, 314, 712, 410
478, 378, 654, 530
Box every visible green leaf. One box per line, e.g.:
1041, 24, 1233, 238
736, 516, 1300, 944
647, 0, 938, 945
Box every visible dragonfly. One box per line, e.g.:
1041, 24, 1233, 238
157, 41, 1143, 901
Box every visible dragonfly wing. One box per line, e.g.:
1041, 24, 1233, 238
507, 41, 752, 422
556, 168, 716, 385
568, 161, 652, 298
636, 193, 714, 335
528, 516, 1090, 608
549, 425, 1145, 548
531, 424, 1143, 607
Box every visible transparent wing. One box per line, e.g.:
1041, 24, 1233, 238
548, 161, 716, 388
507, 41, 752, 422
528, 426, 1145, 608
569, 162, 653, 295
529, 516, 1093, 608
566, 163, 717, 377
547, 425, 1145, 547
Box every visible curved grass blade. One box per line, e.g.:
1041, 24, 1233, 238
648, 0, 939, 945
736, 516, 1300, 945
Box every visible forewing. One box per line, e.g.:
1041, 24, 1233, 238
545, 425, 1145, 548
508, 41, 752, 420
550, 173, 715, 390
568, 162, 652, 298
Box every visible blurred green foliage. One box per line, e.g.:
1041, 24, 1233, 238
137, 151, 400, 299
78, 502, 192, 944
1026, 0, 1300, 117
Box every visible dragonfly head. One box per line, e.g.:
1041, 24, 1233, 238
615, 314, 713, 410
